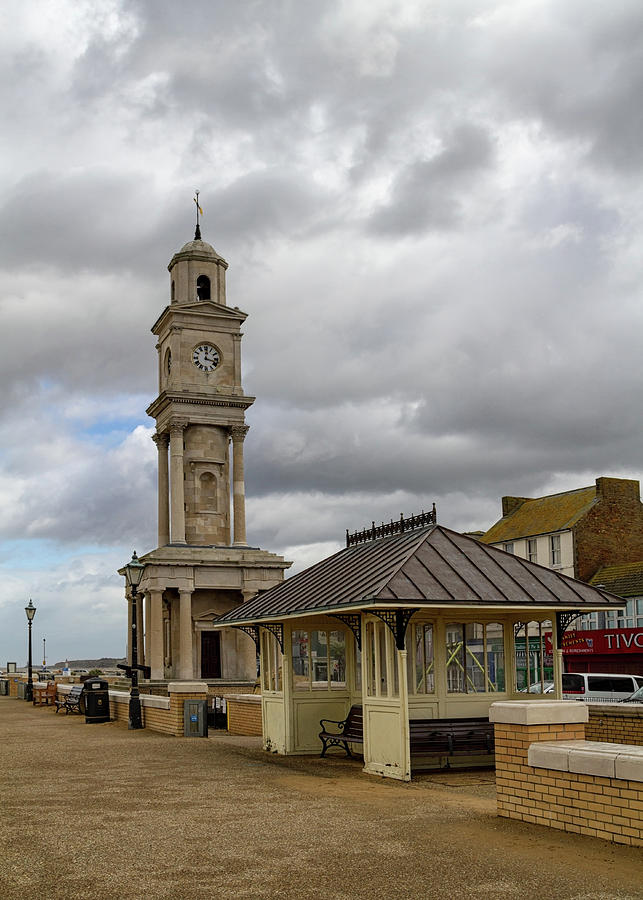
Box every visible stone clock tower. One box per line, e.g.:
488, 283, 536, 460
123, 228, 289, 683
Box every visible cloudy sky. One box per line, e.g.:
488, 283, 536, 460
3, 0, 643, 665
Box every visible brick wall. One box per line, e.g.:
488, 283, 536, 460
227, 695, 262, 736
492, 703, 643, 847
586, 705, 643, 746
574, 477, 643, 582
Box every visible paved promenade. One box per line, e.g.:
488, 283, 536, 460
1, 697, 642, 900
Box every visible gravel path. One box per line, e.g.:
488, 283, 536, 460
1, 697, 642, 900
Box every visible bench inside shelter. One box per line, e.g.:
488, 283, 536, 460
319, 705, 494, 768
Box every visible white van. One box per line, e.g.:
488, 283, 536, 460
562, 672, 643, 703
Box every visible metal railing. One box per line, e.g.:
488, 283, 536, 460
346, 505, 437, 548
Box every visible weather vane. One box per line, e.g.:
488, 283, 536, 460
194, 190, 203, 240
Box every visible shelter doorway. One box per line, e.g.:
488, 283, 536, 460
201, 631, 221, 679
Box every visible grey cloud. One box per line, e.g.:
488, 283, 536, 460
369, 123, 495, 234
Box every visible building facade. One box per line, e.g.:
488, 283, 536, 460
481, 476, 643, 675
120, 229, 289, 683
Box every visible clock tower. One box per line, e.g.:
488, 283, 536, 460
125, 226, 289, 683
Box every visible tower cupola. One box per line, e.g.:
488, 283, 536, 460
168, 237, 229, 306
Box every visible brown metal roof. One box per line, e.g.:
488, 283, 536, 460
217, 526, 624, 625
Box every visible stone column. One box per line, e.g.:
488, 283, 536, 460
144, 593, 151, 667
136, 592, 145, 668
149, 590, 164, 680
126, 595, 133, 665
152, 432, 170, 546
230, 425, 249, 546
179, 589, 194, 680
232, 333, 242, 389
169, 420, 188, 544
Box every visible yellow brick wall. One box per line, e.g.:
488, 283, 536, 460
494, 722, 643, 847
586, 708, 643, 746
227, 699, 262, 736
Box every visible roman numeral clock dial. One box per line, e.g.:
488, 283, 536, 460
192, 343, 220, 372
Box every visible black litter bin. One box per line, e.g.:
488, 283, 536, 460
83, 678, 110, 724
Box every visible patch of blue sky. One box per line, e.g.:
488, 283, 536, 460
0, 539, 120, 571
79, 417, 149, 447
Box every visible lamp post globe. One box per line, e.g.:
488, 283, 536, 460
24, 599, 36, 703
123, 552, 145, 730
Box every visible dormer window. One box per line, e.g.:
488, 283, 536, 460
196, 275, 211, 300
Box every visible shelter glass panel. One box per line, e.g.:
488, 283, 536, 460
487, 623, 505, 691
311, 630, 328, 689
411, 623, 435, 694
366, 621, 377, 697
329, 630, 346, 689
292, 630, 309, 691
261, 630, 282, 693
447, 622, 506, 694
378, 624, 388, 695
514, 620, 553, 693
291, 627, 349, 692
446, 623, 466, 693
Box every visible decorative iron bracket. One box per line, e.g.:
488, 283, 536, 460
513, 622, 526, 639
371, 609, 416, 650
231, 625, 260, 649
556, 611, 582, 647
329, 613, 362, 649
257, 622, 284, 653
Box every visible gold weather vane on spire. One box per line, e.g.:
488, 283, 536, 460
194, 190, 203, 240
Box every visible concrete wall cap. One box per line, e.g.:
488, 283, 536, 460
168, 681, 209, 693
527, 739, 643, 782
226, 693, 261, 703
489, 700, 589, 725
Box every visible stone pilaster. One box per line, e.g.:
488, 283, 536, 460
149, 590, 164, 680
179, 589, 194, 680
169, 419, 188, 544
230, 425, 249, 546
144, 592, 151, 667
152, 432, 170, 546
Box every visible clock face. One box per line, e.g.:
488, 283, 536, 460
192, 343, 220, 372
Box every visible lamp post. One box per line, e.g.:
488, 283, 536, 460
24, 599, 36, 702
123, 551, 145, 730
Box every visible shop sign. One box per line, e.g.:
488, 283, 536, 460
558, 626, 643, 654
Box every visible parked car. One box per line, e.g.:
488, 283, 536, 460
621, 684, 643, 703
562, 672, 643, 703
520, 681, 554, 694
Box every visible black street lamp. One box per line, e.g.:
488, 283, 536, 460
24, 599, 36, 702
123, 551, 145, 730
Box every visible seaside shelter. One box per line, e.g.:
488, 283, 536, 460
215, 521, 623, 780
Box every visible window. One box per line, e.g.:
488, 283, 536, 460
527, 538, 537, 563
410, 623, 435, 694
445, 623, 505, 694
196, 274, 211, 300
365, 619, 398, 699
549, 534, 561, 566
514, 620, 552, 692
199, 472, 217, 509
291, 628, 346, 691
261, 631, 282, 693
503, 542, 514, 554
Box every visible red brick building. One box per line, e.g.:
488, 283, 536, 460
481, 477, 643, 676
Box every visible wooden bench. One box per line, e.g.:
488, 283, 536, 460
409, 717, 494, 767
318, 707, 494, 766
319, 706, 364, 757
33, 682, 57, 707
55, 684, 84, 715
